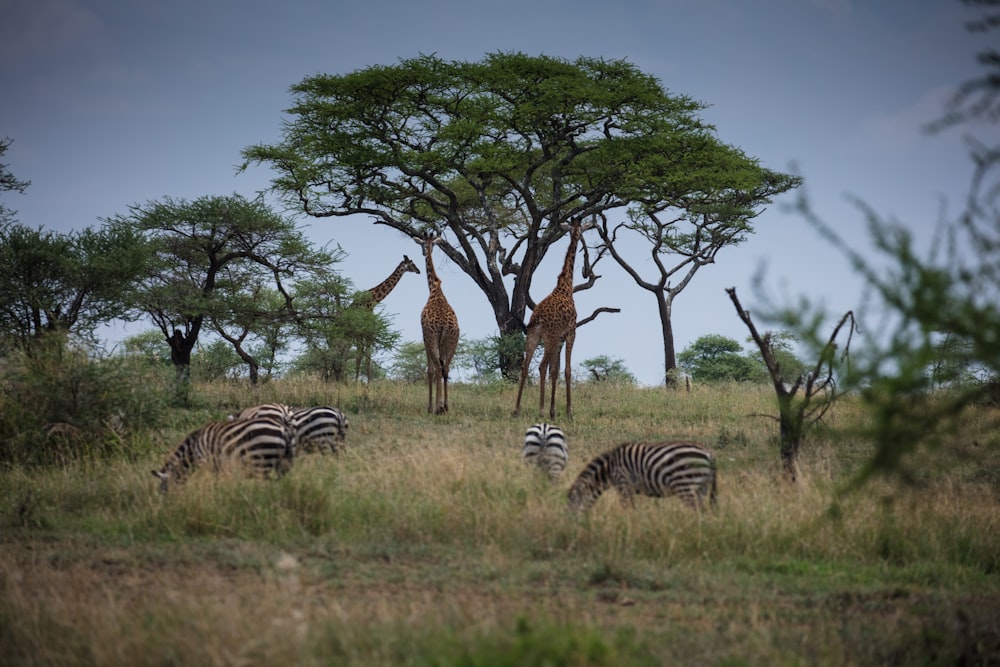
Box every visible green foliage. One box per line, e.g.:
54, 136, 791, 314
119, 330, 172, 367
0, 136, 30, 226
389, 341, 429, 383
289, 272, 355, 382
580, 355, 637, 384
677, 334, 767, 383
0, 222, 151, 352
0, 338, 169, 466
760, 29, 1000, 479
454, 333, 537, 384
105, 194, 337, 385
190, 338, 245, 383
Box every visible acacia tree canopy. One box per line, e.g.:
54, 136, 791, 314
0, 222, 150, 352
242, 52, 783, 376
104, 194, 334, 392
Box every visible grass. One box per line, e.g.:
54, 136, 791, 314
1, 379, 999, 665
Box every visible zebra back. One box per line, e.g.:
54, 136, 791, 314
291, 406, 348, 455
228, 403, 295, 424
522, 423, 568, 481
152, 417, 295, 493
568, 441, 716, 512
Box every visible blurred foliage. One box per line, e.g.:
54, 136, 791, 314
760, 3, 1000, 486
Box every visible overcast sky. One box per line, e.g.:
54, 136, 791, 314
0, 0, 989, 385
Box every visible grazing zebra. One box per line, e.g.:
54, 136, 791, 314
567, 441, 717, 512
151, 417, 296, 494
230, 403, 348, 455
291, 405, 348, 455
522, 423, 568, 482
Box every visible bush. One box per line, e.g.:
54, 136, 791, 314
0, 340, 170, 466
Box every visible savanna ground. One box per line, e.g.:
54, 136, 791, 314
1, 379, 998, 666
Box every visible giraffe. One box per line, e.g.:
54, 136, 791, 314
514, 216, 594, 420
420, 233, 460, 415
349, 255, 420, 381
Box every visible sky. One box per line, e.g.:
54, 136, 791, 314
0, 0, 991, 386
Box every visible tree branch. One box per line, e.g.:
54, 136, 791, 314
576, 306, 621, 328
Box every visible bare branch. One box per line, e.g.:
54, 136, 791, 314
576, 306, 621, 328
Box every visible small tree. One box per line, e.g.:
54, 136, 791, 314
107, 194, 333, 402
389, 341, 429, 384
728, 287, 856, 481
0, 137, 30, 227
580, 355, 636, 384
756, 0, 1000, 486
677, 334, 766, 383
0, 223, 150, 355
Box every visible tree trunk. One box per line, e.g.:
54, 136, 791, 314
167, 327, 197, 406
657, 293, 679, 387
777, 395, 802, 483
494, 296, 527, 382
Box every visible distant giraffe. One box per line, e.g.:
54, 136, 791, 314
350, 255, 420, 381
420, 233, 460, 415
514, 216, 594, 420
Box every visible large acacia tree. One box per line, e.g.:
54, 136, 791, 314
242, 52, 786, 378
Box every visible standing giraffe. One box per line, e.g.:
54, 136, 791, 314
349, 255, 420, 381
420, 233, 460, 415
514, 217, 594, 420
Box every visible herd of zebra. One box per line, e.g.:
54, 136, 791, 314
152, 403, 717, 512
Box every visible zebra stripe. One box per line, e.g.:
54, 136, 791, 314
567, 441, 717, 512
228, 402, 294, 424
229, 404, 348, 455
291, 406, 348, 455
151, 417, 296, 493
522, 423, 568, 481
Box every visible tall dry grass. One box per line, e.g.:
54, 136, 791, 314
1, 379, 998, 665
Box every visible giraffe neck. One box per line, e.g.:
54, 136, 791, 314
367, 261, 410, 305
424, 241, 441, 293
554, 227, 581, 293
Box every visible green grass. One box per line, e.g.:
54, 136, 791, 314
1, 380, 999, 666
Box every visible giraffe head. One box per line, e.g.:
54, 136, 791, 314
559, 215, 596, 239
400, 254, 420, 275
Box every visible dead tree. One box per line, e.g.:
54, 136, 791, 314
726, 287, 857, 482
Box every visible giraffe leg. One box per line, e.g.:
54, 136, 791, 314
548, 346, 561, 419
563, 331, 575, 420
537, 347, 553, 415
513, 326, 541, 417
425, 347, 438, 414
440, 357, 452, 414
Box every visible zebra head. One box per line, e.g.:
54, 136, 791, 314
566, 451, 612, 511
151, 463, 179, 494
566, 477, 597, 512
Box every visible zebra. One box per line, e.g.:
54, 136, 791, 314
229, 402, 295, 424
567, 441, 717, 512
151, 417, 296, 494
291, 405, 349, 455
229, 403, 348, 455
522, 423, 568, 482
